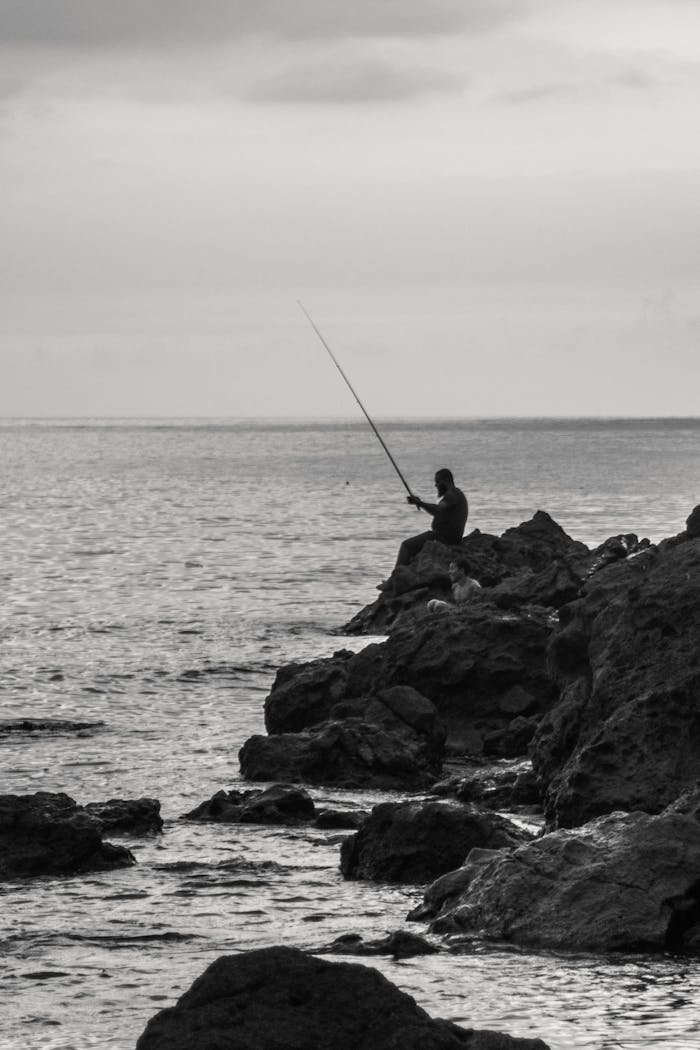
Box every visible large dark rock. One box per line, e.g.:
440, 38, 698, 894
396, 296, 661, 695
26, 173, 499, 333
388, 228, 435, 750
0, 792, 135, 879
531, 535, 700, 828
135, 945, 551, 1050
84, 797, 163, 835
262, 603, 555, 758
340, 799, 532, 883
183, 784, 315, 825
239, 717, 442, 791
419, 810, 700, 953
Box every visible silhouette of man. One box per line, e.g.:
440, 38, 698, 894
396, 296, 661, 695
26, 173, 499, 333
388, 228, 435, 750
378, 468, 468, 590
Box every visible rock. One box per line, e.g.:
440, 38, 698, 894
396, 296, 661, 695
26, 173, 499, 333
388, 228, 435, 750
264, 651, 355, 734
83, 797, 163, 835
686, 504, 700, 538
313, 808, 367, 829
0, 792, 135, 879
422, 810, 700, 953
317, 930, 441, 958
531, 536, 700, 828
344, 512, 592, 635
0, 718, 105, 735
340, 799, 532, 883
482, 716, 539, 759
135, 945, 551, 1050
265, 601, 556, 759
240, 717, 442, 791
183, 784, 315, 825
433, 762, 542, 813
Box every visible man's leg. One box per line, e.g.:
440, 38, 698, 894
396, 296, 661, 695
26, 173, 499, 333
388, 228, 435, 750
395, 531, 434, 569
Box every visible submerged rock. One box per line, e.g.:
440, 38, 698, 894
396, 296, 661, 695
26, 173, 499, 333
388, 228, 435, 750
340, 799, 532, 884
419, 810, 700, 953
0, 718, 105, 736
135, 945, 551, 1050
316, 930, 441, 958
183, 784, 315, 825
0, 792, 135, 879
532, 533, 700, 828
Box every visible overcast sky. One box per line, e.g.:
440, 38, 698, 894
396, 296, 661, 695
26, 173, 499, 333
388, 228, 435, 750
1, 0, 698, 417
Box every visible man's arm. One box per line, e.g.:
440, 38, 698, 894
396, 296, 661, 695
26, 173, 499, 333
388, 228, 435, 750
407, 494, 442, 514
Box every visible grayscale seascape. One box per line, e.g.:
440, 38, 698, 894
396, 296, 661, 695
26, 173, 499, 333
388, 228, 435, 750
2, 416, 699, 1050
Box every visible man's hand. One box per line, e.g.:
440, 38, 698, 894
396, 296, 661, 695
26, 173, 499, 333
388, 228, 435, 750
407, 494, 422, 507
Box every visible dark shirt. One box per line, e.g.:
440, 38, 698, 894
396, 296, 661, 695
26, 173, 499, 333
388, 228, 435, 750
431, 487, 468, 544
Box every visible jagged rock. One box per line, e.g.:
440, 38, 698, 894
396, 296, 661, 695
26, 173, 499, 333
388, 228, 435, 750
531, 535, 700, 828
482, 716, 539, 759
240, 717, 442, 791
419, 810, 700, 953
685, 504, 700, 539
340, 799, 532, 883
183, 784, 315, 825
263, 602, 556, 758
316, 930, 441, 958
0, 792, 135, 879
344, 512, 592, 635
84, 797, 163, 835
135, 945, 551, 1050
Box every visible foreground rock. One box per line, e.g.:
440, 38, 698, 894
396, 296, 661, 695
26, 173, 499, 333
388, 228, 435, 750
135, 945, 550, 1050
532, 527, 700, 827
84, 797, 163, 835
0, 792, 135, 878
340, 800, 532, 883
414, 809, 700, 953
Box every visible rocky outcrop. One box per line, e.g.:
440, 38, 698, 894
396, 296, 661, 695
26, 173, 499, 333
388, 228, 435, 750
135, 945, 551, 1050
343, 511, 636, 635
340, 799, 532, 884
432, 761, 542, 814
532, 533, 700, 828
0, 792, 135, 879
239, 716, 442, 791
258, 605, 555, 759
84, 797, 163, 835
413, 809, 700, 953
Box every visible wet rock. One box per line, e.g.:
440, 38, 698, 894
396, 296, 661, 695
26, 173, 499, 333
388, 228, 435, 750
433, 762, 543, 813
317, 930, 441, 958
340, 799, 532, 884
135, 945, 551, 1050
313, 808, 367, 829
421, 810, 700, 953
264, 651, 355, 734
482, 716, 539, 759
0, 718, 105, 736
0, 792, 135, 879
183, 784, 315, 825
84, 797, 163, 835
532, 535, 700, 828
240, 717, 441, 791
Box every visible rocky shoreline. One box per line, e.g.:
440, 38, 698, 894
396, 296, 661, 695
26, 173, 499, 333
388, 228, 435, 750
4, 505, 699, 1047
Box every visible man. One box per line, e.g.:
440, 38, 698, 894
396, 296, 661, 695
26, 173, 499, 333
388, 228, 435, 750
378, 468, 468, 590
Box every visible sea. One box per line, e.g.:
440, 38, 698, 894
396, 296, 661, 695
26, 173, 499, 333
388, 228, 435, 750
1, 417, 699, 1050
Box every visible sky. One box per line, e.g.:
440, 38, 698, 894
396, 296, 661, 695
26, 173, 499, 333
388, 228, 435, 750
1, 0, 699, 417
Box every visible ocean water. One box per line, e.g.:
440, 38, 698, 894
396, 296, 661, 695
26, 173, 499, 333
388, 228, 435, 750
1, 417, 699, 1050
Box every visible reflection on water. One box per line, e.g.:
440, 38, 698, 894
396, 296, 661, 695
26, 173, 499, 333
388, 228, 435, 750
2, 420, 700, 1049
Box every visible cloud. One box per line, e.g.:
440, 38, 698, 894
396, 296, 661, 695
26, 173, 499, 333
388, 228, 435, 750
493, 82, 581, 104
0, 0, 523, 49
247, 57, 466, 104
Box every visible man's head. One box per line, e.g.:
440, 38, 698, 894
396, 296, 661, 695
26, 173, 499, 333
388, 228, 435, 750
434, 468, 454, 496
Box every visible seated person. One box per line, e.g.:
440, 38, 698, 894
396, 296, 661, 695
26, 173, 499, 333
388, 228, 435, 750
427, 560, 482, 613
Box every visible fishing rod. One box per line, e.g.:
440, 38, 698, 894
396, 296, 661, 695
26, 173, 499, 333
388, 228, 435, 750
297, 300, 418, 507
